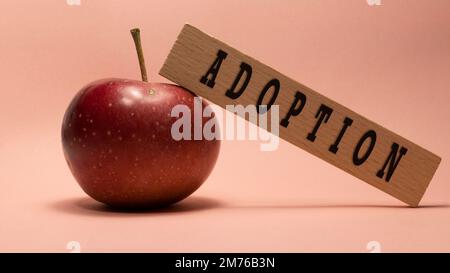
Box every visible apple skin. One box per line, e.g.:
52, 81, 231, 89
61, 78, 220, 208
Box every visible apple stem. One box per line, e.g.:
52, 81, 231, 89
130, 28, 148, 82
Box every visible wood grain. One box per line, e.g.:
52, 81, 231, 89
159, 24, 441, 206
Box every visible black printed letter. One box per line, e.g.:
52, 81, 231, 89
256, 79, 280, 114
353, 130, 377, 166
329, 117, 353, 154
307, 104, 333, 142
200, 49, 228, 88
280, 91, 307, 128
376, 143, 408, 182
225, 62, 252, 99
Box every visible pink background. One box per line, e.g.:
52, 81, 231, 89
1, 0, 449, 252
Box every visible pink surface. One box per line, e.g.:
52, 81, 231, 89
1, 0, 449, 252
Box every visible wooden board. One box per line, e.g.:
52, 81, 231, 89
159, 24, 441, 207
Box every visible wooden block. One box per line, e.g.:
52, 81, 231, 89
159, 24, 441, 207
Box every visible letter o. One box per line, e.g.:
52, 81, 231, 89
353, 130, 377, 166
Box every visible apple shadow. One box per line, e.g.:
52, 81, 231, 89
50, 196, 450, 217
50, 196, 224, 217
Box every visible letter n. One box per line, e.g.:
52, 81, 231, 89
376, 143, 408, 182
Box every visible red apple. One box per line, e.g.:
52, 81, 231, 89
61, 29, 220, 208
